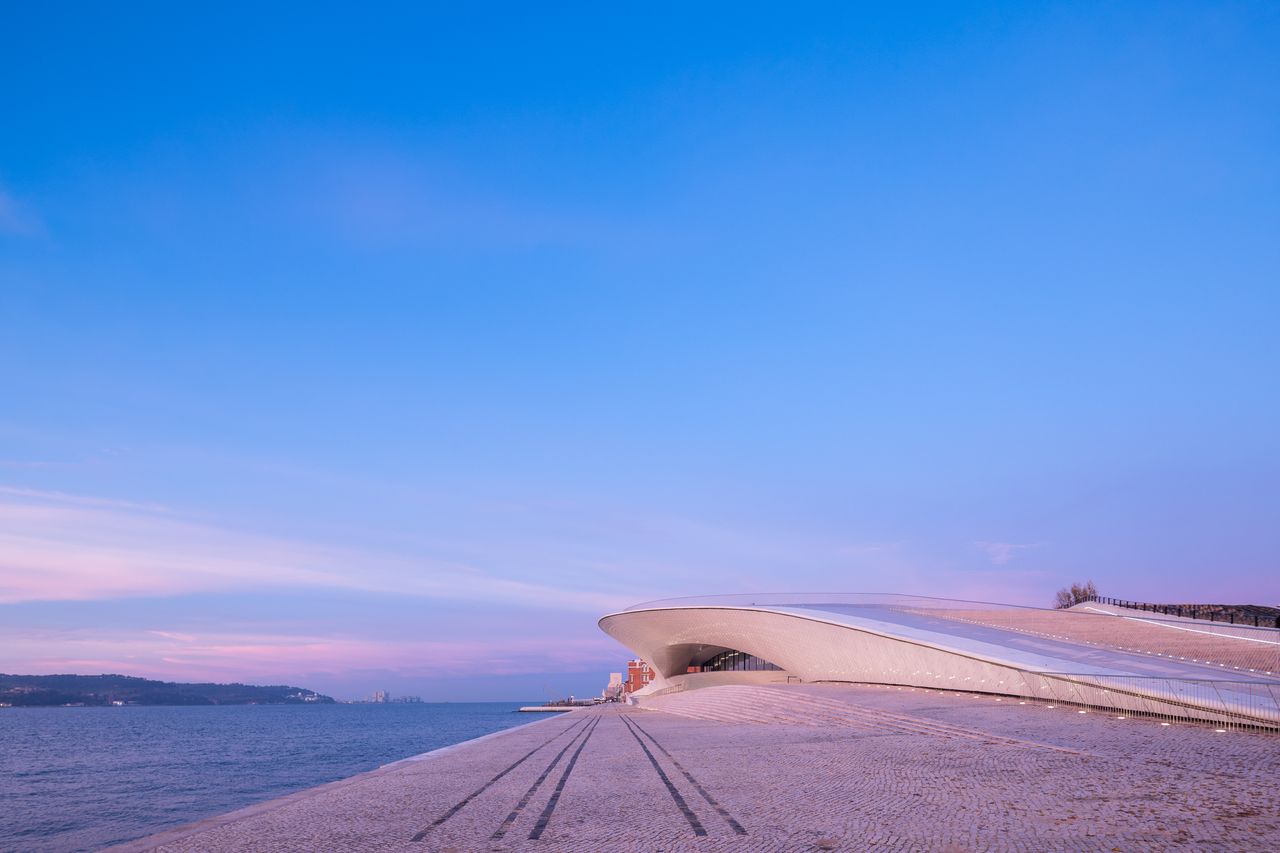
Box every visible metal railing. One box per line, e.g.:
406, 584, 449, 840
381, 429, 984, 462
1085, 595, 1280, 628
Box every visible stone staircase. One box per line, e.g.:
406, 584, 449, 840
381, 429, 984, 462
638, 684, 1080, 752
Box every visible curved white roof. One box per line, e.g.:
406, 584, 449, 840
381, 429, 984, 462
599, 594, 1280, 728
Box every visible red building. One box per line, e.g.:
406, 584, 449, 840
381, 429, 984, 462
624, 659, 656, 693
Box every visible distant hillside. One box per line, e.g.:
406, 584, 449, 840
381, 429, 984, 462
0, 674, 334, 707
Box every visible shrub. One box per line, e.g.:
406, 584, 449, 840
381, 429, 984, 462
1054, 580, 1098, 609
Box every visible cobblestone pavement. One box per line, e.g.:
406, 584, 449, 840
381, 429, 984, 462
109, 684, 1280, 853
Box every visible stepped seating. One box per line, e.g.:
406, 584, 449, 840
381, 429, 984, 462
638, 684, 1077, 752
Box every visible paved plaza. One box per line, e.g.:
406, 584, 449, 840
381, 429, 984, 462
111, 684, 1280, 852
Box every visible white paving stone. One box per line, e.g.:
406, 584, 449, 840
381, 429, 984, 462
107, 684, 1280, 853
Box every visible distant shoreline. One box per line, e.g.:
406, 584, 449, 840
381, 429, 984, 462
0, 673, 333, 707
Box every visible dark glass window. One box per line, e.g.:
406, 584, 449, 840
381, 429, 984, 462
696, 650, 782, 672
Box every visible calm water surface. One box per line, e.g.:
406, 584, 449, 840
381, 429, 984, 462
0, 702, 544, 852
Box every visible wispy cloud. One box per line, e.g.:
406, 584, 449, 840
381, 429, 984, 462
0, 185, 44, 237
836, 542, 900, 557
0, 486, 629, 611
972, 540, 1041, 565
0, 624, 621, 683
298, 150, 588, 250
0, 485, 172, 513
251, 135, 657, 253
146, 630, 196, 642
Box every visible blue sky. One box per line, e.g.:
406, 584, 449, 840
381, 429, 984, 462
2, 3, 1278, 699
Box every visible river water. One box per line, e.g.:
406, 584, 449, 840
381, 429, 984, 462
0, 702, 545, 852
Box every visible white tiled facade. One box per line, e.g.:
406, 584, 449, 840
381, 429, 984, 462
598, 603, 1280, 728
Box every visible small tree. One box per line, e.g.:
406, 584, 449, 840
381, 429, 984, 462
1054, 580, 1098, 609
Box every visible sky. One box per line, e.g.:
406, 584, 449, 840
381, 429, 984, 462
1, 2, 1278, 700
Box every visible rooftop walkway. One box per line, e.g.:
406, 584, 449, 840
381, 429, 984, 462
773, 603, 1279, 681
110, 684, 1280, 852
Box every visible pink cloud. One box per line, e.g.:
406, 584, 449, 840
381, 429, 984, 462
0, 486, 628, 612
0, 625, 620, 684
147, 630, 196, 642
973, 540, 1041, 566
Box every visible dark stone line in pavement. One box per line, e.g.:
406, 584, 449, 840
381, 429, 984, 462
107, 689, 1280, 852
493, 716, 599, 840
624, 713, 748, 835
528, 716, 602, 840
622, 712, 709, 837
410, 715, 587, 842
